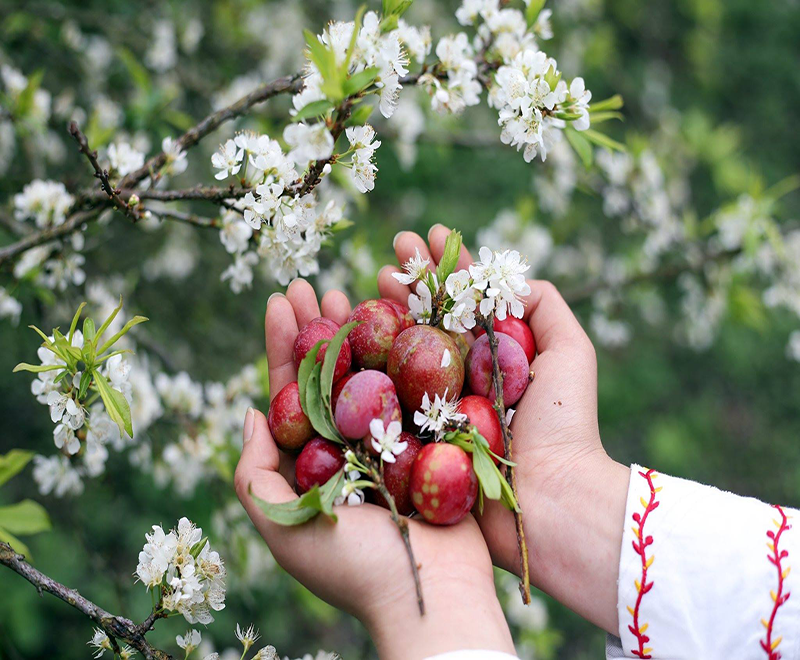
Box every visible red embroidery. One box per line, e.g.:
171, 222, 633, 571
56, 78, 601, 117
761, 505, 791, 660
627, 468, 661, 659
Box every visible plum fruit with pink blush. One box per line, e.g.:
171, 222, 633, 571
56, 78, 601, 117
372, 433, 422, 515
409, 443, 478, 525
295, 437, 345, 494
331, 372, 355, 415
334, 369, 402, 441
383, 299, 415, 331
465, 333, 529, 406
268, 382, 315, 452
458, 394, 504, 463
347, 299, 404, 370
293, 317, 351, 382
475, 317, 536, 363
387, 325, 465, 413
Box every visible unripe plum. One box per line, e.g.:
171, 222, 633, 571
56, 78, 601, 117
475, 317, 536, 363
347, 299, 403, 370
465, 333, 529, 406
410, 443, 477, 525
458, 395, 504, 463
268, 382, 315, 452
383, 299, 415, 331
295, 437, 345, 494
372, 433, 422, 515
387, 325, 465, 413
293, 317, 351, 382
334, 370, 402, 441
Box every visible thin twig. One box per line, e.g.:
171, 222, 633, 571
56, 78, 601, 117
479, 314, 531, 604
146, 207, 220, 229
0, 542, 172, 660
68, 121, 142, 222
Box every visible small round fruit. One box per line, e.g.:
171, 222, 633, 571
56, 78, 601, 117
458, 395, 504, 462
465, 333, 529, 406
334, 370, 402, 441
295, 437, 345, 494
268, 382, 315, 452
475, 317, 536, 363
372, 433, 422, 515
293, 317, 351, 382
383, 299, 415, 331
347, 299, 403, 370
410, 443, 478, 525
387, 325, 465, 413
331, 372, 355, 415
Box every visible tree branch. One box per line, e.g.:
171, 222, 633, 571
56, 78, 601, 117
0, 542, 172, 660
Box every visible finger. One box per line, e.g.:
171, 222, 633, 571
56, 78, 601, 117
394, 231, 434, 272
265, 293, 300, 401
286, 278, 321, 328
521, 280, 591, 353
320, 289, 352, 325
428, 224, 474, 272
377, 265, 412, 304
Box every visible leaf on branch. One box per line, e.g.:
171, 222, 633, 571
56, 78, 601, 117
96, 315, 148, 355
67, 302, 86, 343
253, 469, 344, 525
298, 339, 327, 416
525, 0, 547, 26
589, 94, 624, 112
583, 128, 626, 153
565, 128, 593, 168
0, 450, 34, 488
305, 363, 342, 442
12, 363, 64, 374
436, 230, 464, 283
343, 66, 380, 97
93, 370, 133, 438
345, 103, 374, 127
293, 99, 335, 122
0, 500, 51, 535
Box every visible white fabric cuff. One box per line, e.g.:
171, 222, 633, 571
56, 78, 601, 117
615, 465, 799, 659
424, 652, 518, 660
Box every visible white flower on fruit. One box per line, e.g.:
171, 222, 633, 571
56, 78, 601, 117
176, 629, 202, 652
283, 122, 334, 165
393, 247, 430, 285
235, 623, 260, 652
414, 390, 467, 439
441, 349, 452, 368
211, 139, 243, 180
369, 419, 407, 463
335, 469, 365, 506
46, 391, 85, 430
408, 280, 433, 323
88, 628, 112, 658
470, 247, 531, 320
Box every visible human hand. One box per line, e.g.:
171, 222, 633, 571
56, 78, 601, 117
379, 226, 630, 635
234, 279, 516, 660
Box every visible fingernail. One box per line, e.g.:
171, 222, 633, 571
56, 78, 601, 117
243, 407, 255, 444
267, 292, 285, 306
427, 223, 444, 242
392, 231, 404, 249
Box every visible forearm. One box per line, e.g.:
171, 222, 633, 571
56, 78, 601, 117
366, 568, 516, 660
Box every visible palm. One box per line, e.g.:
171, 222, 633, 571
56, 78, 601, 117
234, 279, 495, 622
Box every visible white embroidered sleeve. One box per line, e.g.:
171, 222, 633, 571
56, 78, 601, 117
612, 465, 800, 659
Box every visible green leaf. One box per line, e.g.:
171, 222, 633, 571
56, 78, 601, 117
79, 370, 93, 399
117, 47, 152, 94
320, 321, 360, 409
14, 69, 43, 117
343, 5, 367, 73
582, 128, 626, 153
253, 469, 344, 525
330, 218, 355, 233
0, 527, 31, 561
82, 318, 96, 348
565, 128, 593, 168
345, 103, 374, 127
96, 315, 148, 355
589, 94, 624, 112
12, 363, 63, 374
67, 302, 86, 343
587, 111, 624, 124
306, 364, 342, 442
93, 370, 133, 438
435, 230, 463, 283
343, 66, 380, 97
0, 450, 34, 487
526, 0, 546, 26
94, 297, 123, 348
293, 99, 335, 122
298, 339, 327, 416
0, 500, 51, 535
471, 434, 502, 501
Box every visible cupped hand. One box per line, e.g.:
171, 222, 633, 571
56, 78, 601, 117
379, 226, 630, 635
234, 280, 515, 660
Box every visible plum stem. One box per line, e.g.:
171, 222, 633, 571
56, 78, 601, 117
479, 313, 531, 605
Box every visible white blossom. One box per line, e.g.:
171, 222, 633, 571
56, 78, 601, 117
13, 180, 74, 228
47, 391, 85, 430
0, 287, 22, 324
177, 629, 202, 652
88, 628, 112, 658
414, 390, 466, 439
107, 142, 145, 176
369, 419, 407, 463
162, 136, 188, 175
221, 252, 259, 294
32, 454, 83, 497
393, 247, 430, 285
236, 624, 261, 652
211, 140, 243, 180
408, 280, 433, 323
470, 246, 531, 319
334, 469, 365, 506
219, 210, 253, 254
283, 122, 334, 165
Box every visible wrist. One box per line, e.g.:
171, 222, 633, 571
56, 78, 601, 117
364, 566, 516, 660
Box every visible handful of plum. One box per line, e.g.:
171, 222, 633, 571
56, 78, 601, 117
266, 295, 534, 525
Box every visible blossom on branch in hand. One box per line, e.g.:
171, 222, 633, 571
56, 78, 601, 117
335, 469, 365, 506
211, 139, 243, 180
393, 247, 430, 285
408, 280, 433, 323
470, 246, 531, 319
369, 419, 407, 463
414, 390, 466, 439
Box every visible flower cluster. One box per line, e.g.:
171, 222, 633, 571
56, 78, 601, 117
414, 391, 467, 440
13, 179, 74, 228
136, 517, 226, 624
419, 33, 481, 115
